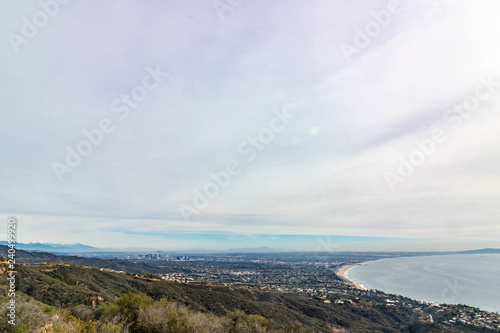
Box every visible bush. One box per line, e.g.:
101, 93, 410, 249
99, 293, 152, 331
69, 304, 96, 321
135, 299, 228, 333
95, 317, 130, 333
0, 297, 52, 333
226, 310, 270, 333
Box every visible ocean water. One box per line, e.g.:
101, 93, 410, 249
345, 254, 500, 313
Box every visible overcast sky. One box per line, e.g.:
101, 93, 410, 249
1, 0, 499, 251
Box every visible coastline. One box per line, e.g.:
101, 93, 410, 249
336, 263, 368, 290
338, 255, 500, 313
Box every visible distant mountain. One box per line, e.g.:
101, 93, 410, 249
0, 241, 99, 253
0, 244, 174, 274
0, 241, 158, 254
105, 246, 160, 252
456, 248, 500, 254
4, 241, 498, 256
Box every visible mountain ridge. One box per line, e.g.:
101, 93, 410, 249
3, 241, 499, 255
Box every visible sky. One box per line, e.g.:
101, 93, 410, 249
1, 0, 499, 251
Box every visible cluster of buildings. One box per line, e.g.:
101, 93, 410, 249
443, 307, 500, 330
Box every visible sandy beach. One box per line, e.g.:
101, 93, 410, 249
336, 263, 367, 290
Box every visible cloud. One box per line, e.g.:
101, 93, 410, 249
1, 0, 499, 250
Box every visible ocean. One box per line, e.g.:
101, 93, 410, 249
345, 254, 500, 313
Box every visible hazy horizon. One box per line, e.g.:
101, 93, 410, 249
6, 234, 500, 253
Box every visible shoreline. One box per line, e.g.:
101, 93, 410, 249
337, 256, 500, 314
336, 262, 369, 290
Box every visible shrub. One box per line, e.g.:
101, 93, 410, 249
226, 310, 270, 333
99, 293, 152, 331
69, 304, 96, 321
135, 299, 227, 333
95, 318, 130, 333
0, 297, 52, 332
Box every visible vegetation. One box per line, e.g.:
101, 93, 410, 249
1, 249, 498, 332
0, 285, 306, 332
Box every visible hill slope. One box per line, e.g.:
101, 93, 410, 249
0, 244, 168, 273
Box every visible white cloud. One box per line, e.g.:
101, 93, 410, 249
1, 0, 499, 249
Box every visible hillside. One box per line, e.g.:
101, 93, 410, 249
0, 245, 170, 274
